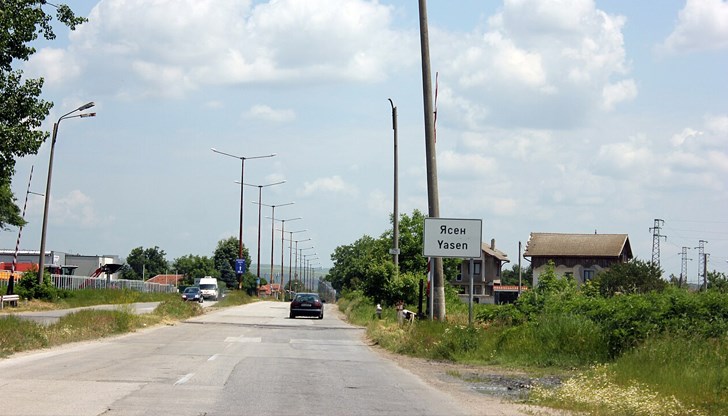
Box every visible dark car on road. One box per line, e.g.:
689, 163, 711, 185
181, 286, 203, 303
290, 292, 323, 319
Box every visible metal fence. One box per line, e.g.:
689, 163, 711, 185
1, 275, 178, 294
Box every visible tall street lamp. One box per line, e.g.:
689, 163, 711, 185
38, 102, 96, 284
239, 180, 285, 281
212, 148, 275, 288
297, 245, 314, 287
304, 256, 319, 291
288, 234, 308, 294
388, 98, 399, 270
257, 201, 294, 294
274, 219, 302, 299
302, 251, 317, 290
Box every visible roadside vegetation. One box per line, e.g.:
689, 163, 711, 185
336, 264, 728, 416
0, 285, 254, 359
326, 209, 728, 415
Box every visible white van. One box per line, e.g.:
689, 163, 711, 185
198, 276, 219, 300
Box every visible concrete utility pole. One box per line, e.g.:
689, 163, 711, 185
388, 99, 400, 270
417, 0, 445, 320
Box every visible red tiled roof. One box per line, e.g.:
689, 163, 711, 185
147, 274, 183, 285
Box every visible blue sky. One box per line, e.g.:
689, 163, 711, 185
3, 0, 727, 281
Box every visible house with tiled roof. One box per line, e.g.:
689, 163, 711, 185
453, 239, 511, 304
257, 283, 281, 298
523, 232, 633, 287
146, 274, 183, 286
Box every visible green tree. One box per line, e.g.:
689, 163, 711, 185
593, 259, 666, 297
1, 1, 86, 227
380, 209, 461, 280
0, 182, 24, 230
327, 235, 387, 293
501, 263, 533, 286
707, 270, 728, 293
213, 236, 251, 290
172, 255, 218, 286
121, 246, 169, 280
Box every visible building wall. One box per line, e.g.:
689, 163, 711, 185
0, 250, 121, 278
532, 260, 607, 286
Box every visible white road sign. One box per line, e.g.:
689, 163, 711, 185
423, 218, 483, 258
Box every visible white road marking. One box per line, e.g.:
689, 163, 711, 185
224, 336, 262, 343
174, 373, 195, 385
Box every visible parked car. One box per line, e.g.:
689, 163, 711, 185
181, 286, 203, 303
290, 292, 323, 319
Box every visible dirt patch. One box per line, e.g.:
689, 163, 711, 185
370, 344, 571, 416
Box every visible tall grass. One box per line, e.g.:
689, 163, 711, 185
610, 334, 728, 414
495, 313, 609, 367
337, 290, 727, 414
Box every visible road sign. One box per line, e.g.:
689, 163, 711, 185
235, 259, 246, 274
423, 218, 482, 258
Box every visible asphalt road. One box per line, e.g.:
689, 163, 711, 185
0, 301, 475, 416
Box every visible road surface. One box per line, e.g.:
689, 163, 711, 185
0, 301, 498, 415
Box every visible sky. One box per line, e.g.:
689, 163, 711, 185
2, 0, 727, 282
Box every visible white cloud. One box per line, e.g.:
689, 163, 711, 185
23, 48, 82, 87
439, 150, 498, 177
27, 0, 408, 98
660, 0, 728, 53
601, 79, 637, 110
244, 105, 296, 123
367, 190, 390, 216
297, 176, 357, 197
435, 0, 632, 129
705, 114, 728, 134
50, 190, 106, 228
670, 127, 703, 147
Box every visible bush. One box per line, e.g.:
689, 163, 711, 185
16, 270, 62, 301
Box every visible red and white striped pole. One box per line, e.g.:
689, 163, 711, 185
11, 166, 36, 275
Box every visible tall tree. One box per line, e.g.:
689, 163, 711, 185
501, 263, 533, 286
122, 246, 168, 280
595, 259, 666, 297
172, 254, 219, 286
1, 1, 86, 227
0, 182, 23, 230
213, 236, 251, 290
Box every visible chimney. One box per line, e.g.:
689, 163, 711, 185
491, 238, 495, 250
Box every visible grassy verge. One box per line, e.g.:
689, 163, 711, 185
337, 291, 722, 416
0, 289, 177, 312
0, 289, 255, 358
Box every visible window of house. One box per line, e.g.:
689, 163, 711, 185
457, 286, 466, 294
473, 262, 481, 275
584, 269, 595, 281
456, 273, 462, 281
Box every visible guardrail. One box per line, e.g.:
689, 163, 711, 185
0, 275, 177, 294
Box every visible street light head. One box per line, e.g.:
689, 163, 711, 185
77, 102, 95, 111
79, 112, 96, 118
